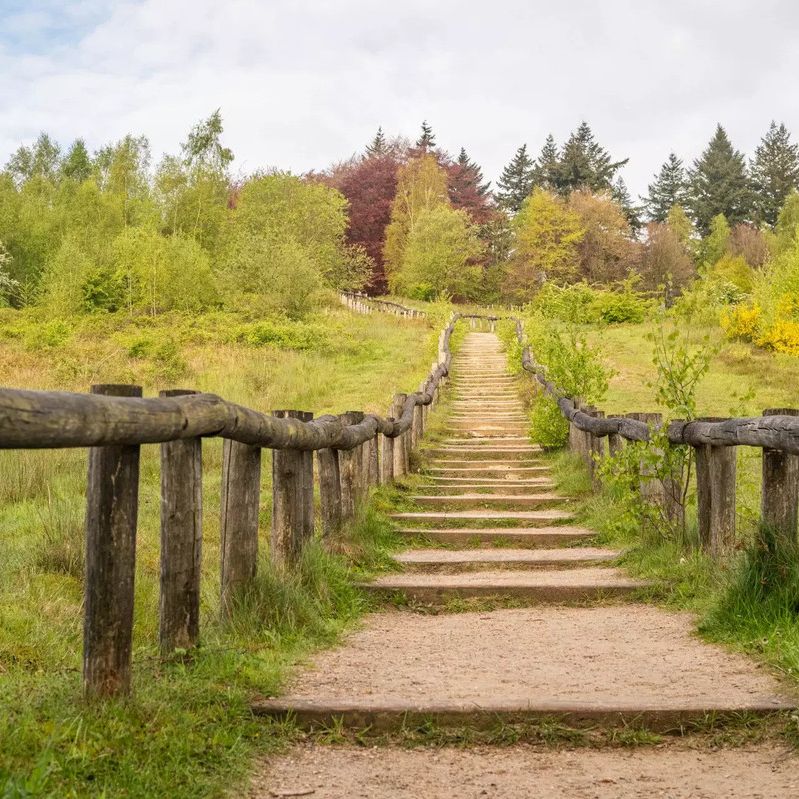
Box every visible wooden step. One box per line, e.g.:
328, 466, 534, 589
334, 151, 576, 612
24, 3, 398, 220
410, 493, 566, 508
360, 568, 649, 604
394, 547, 620, 572
419, 482, 556, 494
389, 509, 575, 526
396, 526, 595, 547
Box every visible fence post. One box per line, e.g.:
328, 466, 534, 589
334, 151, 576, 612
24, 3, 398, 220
392, 394, 407, 477
695, 425, 737, 559
271, 410, 314, 565
367, 434, 380, 488
220, 438, 261, 611
317, 447, 341, 537
568, 397, 584, 457
761, 408, 799, 546
381, 426, 395, 485
338, 412, 362, 519
159, 389, 202, 655
588, 410, 605, 490
84, 384, 142, 697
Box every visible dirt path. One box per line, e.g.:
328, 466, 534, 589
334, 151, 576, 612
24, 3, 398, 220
250, 332, 796, 797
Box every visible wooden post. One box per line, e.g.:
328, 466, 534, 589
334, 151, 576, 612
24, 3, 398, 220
271, 410, 313, 566
381, 429, 395, 484
220, 438, 261, 611
695, 428, 737, 559
588, 410, 605, 490
568, 397, 583, 457
607, 428, 623, 458
84, 384, 142, 697
317, 447, 341, 537
338, 412, 361, 519
159, 389, 202, 655
392, 395, 407, 477
367, 435, 380, 488
761, 408, 799, 547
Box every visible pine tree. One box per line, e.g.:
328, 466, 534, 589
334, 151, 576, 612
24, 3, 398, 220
415, 120, 436, 151
496, 144, 535, 213
456, 148, 490, 195
688, 124, 751, 235
555, 122, 628, 195
533, 134, 559, 190
645, 153, 689, 222
365, 126, 387, 157
612, 176, 642, 234
750, 121, 799, 227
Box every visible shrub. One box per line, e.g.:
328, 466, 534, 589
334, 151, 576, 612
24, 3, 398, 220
757, 320, 799, 356
528, 281, 651, 325
590, 290, 647, 324
720, 304, 762, 342
231, 318, 330, 351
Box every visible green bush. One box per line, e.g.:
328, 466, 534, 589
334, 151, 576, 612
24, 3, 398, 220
529, 281, 651, 325
231, 318, 330, 351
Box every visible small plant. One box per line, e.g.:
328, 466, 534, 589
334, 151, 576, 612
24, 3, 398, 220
33, 490, 85, 579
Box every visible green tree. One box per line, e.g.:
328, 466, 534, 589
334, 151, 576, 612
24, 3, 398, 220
533, 134, 560, 190
94, 134, 155, 228
60, 139, 93, 183
505, 188, 584, 300
555, 122, 628, 195
6, 133, 61, 185
688, 124, 751, 234
699, 213, 731, 266
415, 120, 436, 152
366, 126, 387, 156
645, 153, 689, 222
775, 190, 799, 253
750, 121, 799, 227
395, 205, 484, 300
383, 155, 449, 285
496, 144, 535, 213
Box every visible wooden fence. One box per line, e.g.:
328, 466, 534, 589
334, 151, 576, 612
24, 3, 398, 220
510, 318, 799, 558
0, 308, 456, 698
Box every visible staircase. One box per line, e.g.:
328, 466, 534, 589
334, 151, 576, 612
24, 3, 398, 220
369, 331, 642, 604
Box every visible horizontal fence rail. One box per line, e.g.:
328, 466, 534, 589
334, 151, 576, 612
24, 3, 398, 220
1, 307, 460, 699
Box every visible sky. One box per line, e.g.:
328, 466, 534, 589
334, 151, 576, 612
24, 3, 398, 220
1, 0, 798, 198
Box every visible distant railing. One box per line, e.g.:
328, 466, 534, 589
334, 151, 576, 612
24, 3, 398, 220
339, 291, 427, 318
0, 312, 458, 698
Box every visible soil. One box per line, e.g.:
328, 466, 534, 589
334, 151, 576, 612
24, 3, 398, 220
251, 744, 799, 798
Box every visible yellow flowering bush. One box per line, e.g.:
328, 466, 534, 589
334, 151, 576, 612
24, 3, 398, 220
720, 303, 762, 342
757, 320, 799, 355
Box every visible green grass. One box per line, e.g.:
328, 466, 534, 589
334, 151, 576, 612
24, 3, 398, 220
0, 302, 438, 797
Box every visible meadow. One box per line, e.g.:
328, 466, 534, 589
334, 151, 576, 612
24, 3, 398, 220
0, 301, 438, 798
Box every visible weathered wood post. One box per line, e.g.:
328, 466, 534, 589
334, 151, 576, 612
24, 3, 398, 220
381, 424, 395, 485
159, 389, 202, 655
271, 410, 314, 565
588, 410, 605, 490
392, 394, 407, 477
317, 446, 341, 537
220, 437, 261, 612
367, 433, 380, 488
607, 420, 623, 458
760, 408, 799, 547
568, 397, 583, 457
84, 384, 142, 697
338, 412, 362, 519
694, 418, 737, 559
579, 405, 596, 471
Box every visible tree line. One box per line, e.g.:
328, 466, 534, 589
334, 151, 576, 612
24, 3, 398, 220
1, 114, 799, 319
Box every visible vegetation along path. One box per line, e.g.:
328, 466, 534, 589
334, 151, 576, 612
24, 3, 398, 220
252, 331, 799, 797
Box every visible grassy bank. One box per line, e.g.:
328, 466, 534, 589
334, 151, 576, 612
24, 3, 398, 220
0, 303, 437, 797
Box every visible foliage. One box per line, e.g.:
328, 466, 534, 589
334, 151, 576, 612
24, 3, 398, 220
505, 189, 584, 299
720, 303, 762, 342
688, 125, 752, 234
383, 155, 449, 288
447, 148, 493, 224
709, 253, 755, 294
552, 122, 629, 195
528, 280, 651, 325
750, 121, 799, 227
521, 314, 612, 447
393, 205, 484, 300
640, 220, 695, 298
495, 144, 536, 213
645, 153, 689, 222
567, 190, 640, 284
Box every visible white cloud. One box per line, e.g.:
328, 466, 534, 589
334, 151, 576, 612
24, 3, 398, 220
1, 0, 798, 197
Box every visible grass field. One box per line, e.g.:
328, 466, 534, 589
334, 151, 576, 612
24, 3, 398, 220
0, 301, 439, 798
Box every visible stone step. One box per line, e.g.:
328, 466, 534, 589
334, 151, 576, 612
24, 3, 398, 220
410, 493, 566, 508
389, 509, 575, 526
394, 547, 620, 572
396, 526, 595, 547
